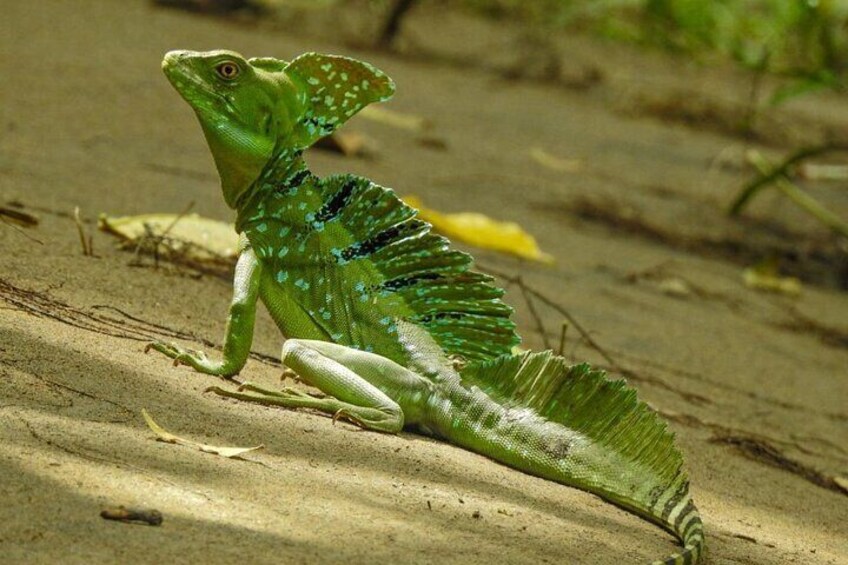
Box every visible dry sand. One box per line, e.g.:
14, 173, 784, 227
1, 1, 847, 564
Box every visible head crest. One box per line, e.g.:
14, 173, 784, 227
248, 56, 288, 72
283, 53, 395, 148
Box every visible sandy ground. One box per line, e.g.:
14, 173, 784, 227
2, 1, 847, 564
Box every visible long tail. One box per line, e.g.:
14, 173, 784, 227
459, 351, 706, 564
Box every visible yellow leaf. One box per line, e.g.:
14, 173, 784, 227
404, 195, 554, 264
142, 409, 263, 458
742, 259, 801, 296
99, 213, 240, 261
529, 147, 583, 173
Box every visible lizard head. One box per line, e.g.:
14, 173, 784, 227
162, 49, 395, 208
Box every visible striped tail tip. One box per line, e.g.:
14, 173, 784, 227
653, 509, 705, 565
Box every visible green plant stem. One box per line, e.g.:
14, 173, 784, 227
747, 150, 848, 239
729, 144, 848, 215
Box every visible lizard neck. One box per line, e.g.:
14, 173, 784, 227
198, 119, 276, 210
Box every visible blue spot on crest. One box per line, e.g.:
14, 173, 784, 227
294, 278, 310, 291
276, 271, 288, 283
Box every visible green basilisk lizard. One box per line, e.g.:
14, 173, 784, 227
149, 49, 704, 564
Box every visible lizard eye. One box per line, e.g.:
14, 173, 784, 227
215, 61, 240, 80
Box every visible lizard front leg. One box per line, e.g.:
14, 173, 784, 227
147, 245, 262, 378
208, 339, 430, 433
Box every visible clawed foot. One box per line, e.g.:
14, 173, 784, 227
146, 341, 207, 365
145, 340, 227, 376
204, 381, 334, 410
205, 381, 312, 400
203, 384, 400, 432
238, 382, 312, 398
332, 408, 359, 427
332, 406, 403, 433
280, 366, 302, 383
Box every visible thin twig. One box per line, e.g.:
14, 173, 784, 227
377, 0, 418, 49
130, 200, 195, 268
517, 276, 551, 350
0, 206, 39, 227
74, 206, 93, 256
558, 322, 568, 357
100, 506, 163, 526
740, 48, 769, 138
0, 215, 44, 245
479, 264, 621, 371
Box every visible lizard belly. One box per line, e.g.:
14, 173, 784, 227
258, 270, 333, 342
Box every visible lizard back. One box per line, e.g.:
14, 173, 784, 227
237, 149, 520, 365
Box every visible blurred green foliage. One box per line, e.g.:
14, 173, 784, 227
458, 0, 848, 80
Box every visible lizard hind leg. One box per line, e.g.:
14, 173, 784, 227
208, 339, 408, 434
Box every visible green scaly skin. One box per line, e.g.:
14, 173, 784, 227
151, 49, 705, 564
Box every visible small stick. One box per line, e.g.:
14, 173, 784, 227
100, 506, 163, 526
479, 264, 621, 371
377, 0, 418, 49
130, 200, 195, 268
517, 276, 551, 350
0, 206, 39, 227
74, 206, 93, 256
558, 322, 568, 357
0, 215, 44, 245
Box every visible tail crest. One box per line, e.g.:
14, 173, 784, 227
461, 351, 705, 563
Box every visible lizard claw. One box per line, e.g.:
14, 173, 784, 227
147, 341, 224, 375
146, 341, 182, 359
280, 367, 301, 382
332, 409, 364, 429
